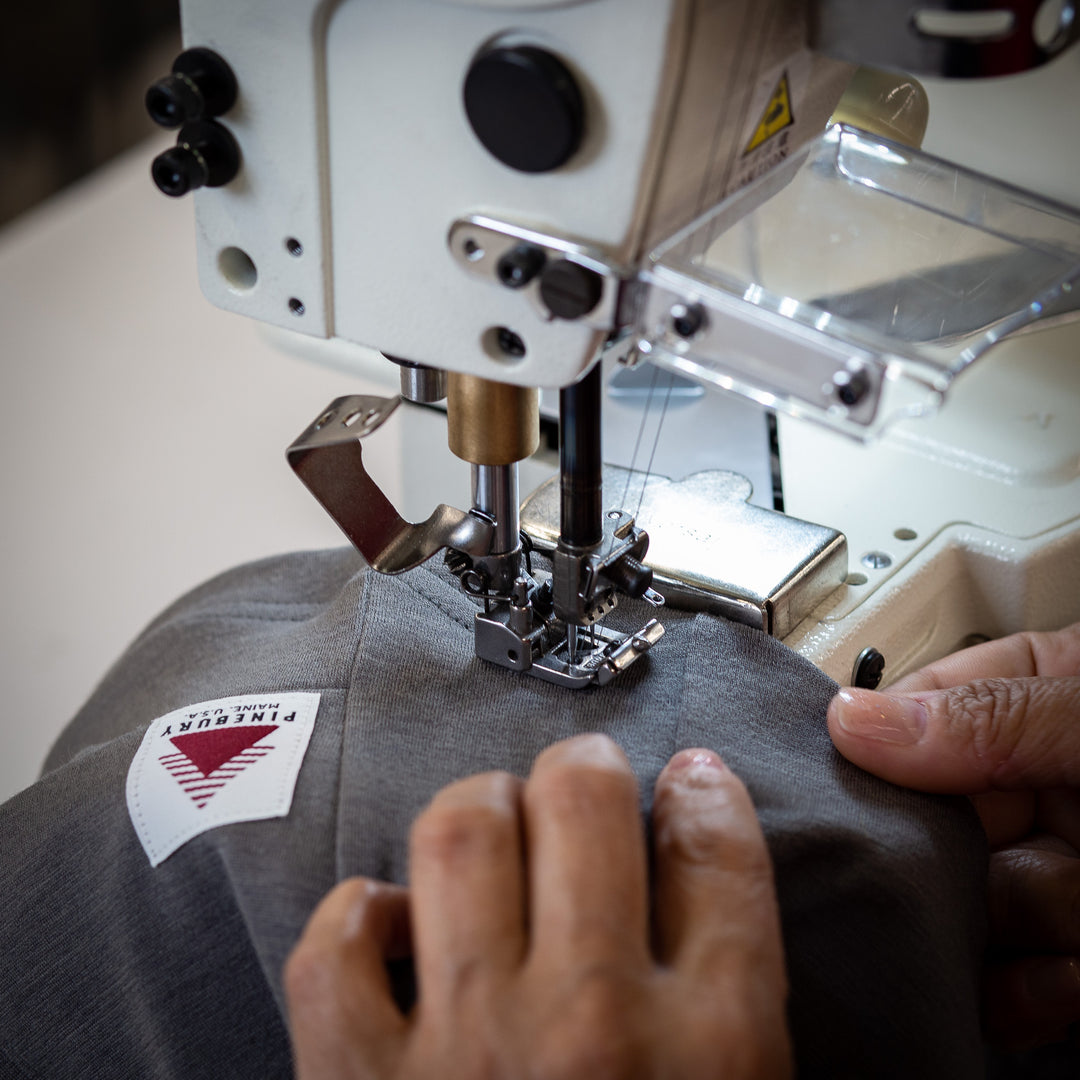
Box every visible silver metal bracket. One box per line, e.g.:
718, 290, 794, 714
636, 271, 884, 429
287, 395, 493, 573
288, 395, 663, 689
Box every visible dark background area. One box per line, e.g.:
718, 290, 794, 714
0, 0, 181, 227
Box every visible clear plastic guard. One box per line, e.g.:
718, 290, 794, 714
635, 124, 1080, 439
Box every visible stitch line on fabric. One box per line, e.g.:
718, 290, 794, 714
153, 610, 324, 629
655, 613, 712, 771
335, 568, 376, 881
407, 570, 475, 632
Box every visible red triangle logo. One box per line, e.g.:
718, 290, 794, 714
170, 726, 278, 777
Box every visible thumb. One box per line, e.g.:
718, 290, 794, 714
828, 676, 1080, 793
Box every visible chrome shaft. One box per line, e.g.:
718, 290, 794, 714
472, 464, 520, 555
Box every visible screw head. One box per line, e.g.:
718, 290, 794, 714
669, 301, 706, 339
832, 367, 871, 407
496, 244, 546, 289
495, 327, 527, 358
861, 551, 892, 570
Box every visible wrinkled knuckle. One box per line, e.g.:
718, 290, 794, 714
656, 809, 723, 868
947, 680, 1030, 784
660, 809, 769, 882
655, 779, 770, 877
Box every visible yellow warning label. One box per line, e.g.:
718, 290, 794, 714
744, 72, 794, 155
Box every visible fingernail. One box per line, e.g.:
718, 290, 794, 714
556, 732, 628, 767
1025, 957, 1080, 1004
665, 748, 727, 781
832, 688, 927, 745
668, 748, 724, 771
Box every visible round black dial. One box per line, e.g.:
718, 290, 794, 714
463, 45, 585, 173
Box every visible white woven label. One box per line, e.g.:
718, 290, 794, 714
126, 692, 321, 866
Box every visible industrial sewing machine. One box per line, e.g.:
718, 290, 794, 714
143, 0, 1080, 689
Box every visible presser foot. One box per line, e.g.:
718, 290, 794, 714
456, 527, 666, 688
290, 396, 669, 688
474, 597, 665, 689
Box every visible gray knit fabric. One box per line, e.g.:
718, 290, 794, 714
1, 548, 988, 1078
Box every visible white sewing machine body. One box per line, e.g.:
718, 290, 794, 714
174, 0, 853, 388
778, 320, 1080, 686
152, 0, 1080, 689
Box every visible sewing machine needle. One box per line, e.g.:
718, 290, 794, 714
567, 623, 578, 666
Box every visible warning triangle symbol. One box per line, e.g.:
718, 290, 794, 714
744, 72, 794, 155
170, 725, 278, 777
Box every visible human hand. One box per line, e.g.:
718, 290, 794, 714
284, 733, 791, 1079
827, 624, 1080, 1050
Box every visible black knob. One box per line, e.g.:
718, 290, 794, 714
146, 47, 238, 129
539, 259, 603, 320
605, 555, 654, 599
497, 244, 546, 289
852, 647, 886, 690
151, 120, 240, 198
463, 45, 585, 173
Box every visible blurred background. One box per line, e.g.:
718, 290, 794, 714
0, 1, 180, 227
0, 0, 370, 804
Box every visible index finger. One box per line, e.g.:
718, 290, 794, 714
889, 624, 1080, 694
408, 771, 526, 1007
523, 734, 649, 968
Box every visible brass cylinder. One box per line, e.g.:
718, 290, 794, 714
831, 66, 929, 149
446, 373, 540, 465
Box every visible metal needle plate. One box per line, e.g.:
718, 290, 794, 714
520, 466, 847, 638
